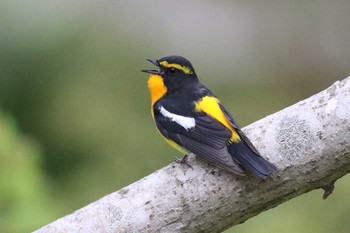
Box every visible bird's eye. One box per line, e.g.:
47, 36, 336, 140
168, 67, 177, 73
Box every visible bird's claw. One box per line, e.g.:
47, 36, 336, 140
175, 155, 193, 170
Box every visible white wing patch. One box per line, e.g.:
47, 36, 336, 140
159, 106, 195, 130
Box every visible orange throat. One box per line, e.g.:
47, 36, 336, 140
148, 74, 167, 106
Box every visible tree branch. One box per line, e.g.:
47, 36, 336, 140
34, 77, 350, 233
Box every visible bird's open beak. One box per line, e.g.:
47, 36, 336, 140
142, 58, 162, 74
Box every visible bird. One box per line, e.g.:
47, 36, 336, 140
142, 55, 276, 179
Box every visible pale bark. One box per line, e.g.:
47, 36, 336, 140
34, 77, 350, 233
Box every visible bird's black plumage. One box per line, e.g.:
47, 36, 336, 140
144, 55, 276, 179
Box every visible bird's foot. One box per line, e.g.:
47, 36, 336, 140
175, 155, 193, 170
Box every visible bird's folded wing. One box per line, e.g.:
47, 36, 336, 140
218, 103, 261, 155
155, 112, 244, 175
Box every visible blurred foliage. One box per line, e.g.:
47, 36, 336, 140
0, 113, 55, 232
0, 1, 349, 232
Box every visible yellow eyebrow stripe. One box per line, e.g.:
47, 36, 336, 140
159, 61, 193, 74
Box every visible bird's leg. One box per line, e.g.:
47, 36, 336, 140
175, 154, 193, 170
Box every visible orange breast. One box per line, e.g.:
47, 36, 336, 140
147, 74, 167, 106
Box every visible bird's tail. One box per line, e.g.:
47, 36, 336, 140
228, 141, 276, 179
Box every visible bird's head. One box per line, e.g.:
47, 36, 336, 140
143, 55, 196, 77
142, 55, 198, 98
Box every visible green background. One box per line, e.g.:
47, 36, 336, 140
1, 1, 349, 232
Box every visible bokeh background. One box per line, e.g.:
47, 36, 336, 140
1, 1, 350, 232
